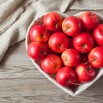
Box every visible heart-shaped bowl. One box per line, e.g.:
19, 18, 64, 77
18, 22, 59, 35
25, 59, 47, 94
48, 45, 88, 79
25, 11, 103, 96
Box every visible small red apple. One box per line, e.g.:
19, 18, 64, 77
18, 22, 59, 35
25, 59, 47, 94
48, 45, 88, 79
56, 67, 76, 86
41, 54, 62, 74
73, 32, 94, 53
27, 42, 47, 60
80, 11, 99, 31
88, 46, 103, 68
93, 24, 103, 46
43, 12, 63, 31
75, 63, 95, 83
61, 49, 81, 67
62, 16, 82, 36
29, 25, 50, 43
48, 32, 69, 53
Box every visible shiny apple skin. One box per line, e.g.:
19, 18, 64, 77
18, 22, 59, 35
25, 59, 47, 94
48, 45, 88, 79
41, 54, 62, 74
48, 32, 69, 53
27, 42, 47, 60
80, 11, 99, 31
43, 12, 63, 31
93, 24, 103, 46
56, 67, 76, 86
29, 25, 50, 43
61, 49, 81, 67
88, 46, 103, 68
73, 32, 94, 53
62, 16, 82, 36
75, 63, 95, 83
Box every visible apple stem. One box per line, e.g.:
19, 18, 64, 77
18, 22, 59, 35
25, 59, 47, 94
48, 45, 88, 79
89, 13, 94, 17
64, 26, 70, 32
82, 44, 86, 53
91, 58, 96, 62
68, 81, 82, 86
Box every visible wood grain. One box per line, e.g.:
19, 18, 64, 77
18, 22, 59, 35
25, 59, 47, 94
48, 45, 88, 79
0, 10, 103, 103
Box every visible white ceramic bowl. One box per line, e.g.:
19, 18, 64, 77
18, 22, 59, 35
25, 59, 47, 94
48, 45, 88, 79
25, 11, 103, 96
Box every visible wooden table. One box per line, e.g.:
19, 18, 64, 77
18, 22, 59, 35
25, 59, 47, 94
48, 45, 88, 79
0, 10, 103, 103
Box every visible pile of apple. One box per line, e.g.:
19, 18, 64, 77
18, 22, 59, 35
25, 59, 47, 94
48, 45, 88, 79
27, 11, 103, 87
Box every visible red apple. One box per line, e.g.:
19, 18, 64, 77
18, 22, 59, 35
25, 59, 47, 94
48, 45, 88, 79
62, 16, 82, 36
61, 49, 81, 67
56, 67, 76, 86
88, 46, 103, 68
48, 32, 69, 53
41, 54, 62, 74
27, 42, 47, 60
93, 24, 103, 46
80, 11, 99, 31
43, 12, 63, 31
73, 32, 94, 53
29, 25, 50, 43
75, 63, 95, 83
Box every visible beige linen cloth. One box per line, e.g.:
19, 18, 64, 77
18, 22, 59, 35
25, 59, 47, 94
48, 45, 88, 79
0, 0, 103, 61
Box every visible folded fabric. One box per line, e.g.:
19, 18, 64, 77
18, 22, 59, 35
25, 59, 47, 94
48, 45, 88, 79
70, 0, 103, 10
